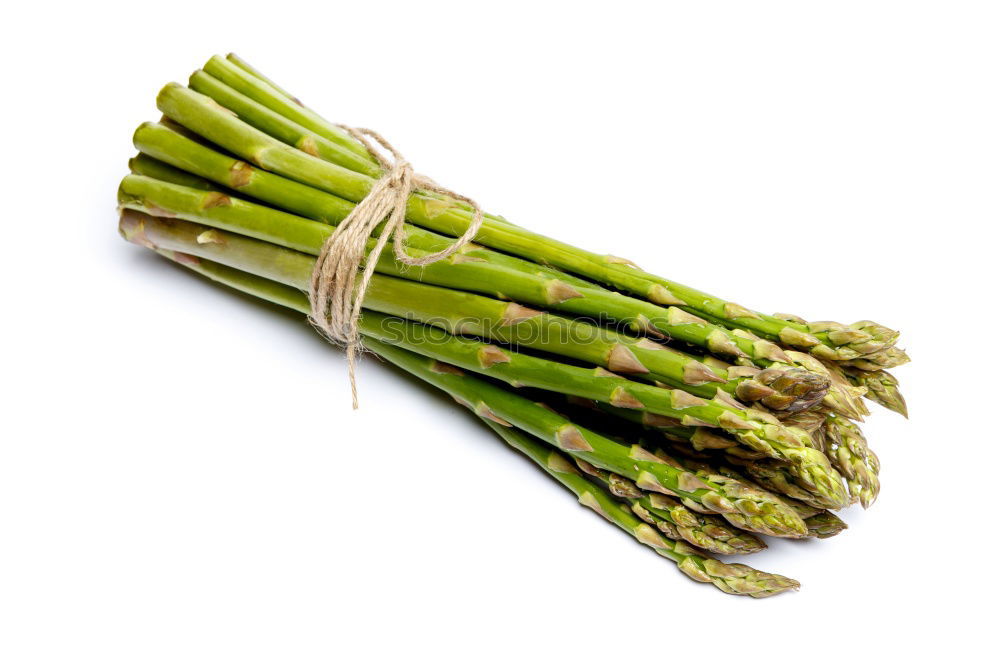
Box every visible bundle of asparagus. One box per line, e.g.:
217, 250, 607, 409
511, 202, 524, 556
118, 54, 909, 597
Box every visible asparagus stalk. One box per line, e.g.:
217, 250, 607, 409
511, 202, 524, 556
121, 208, 848, 511
654, 431, 858, 515
202, 55, 374, 164
843, 367, 908, 417
571, 458, 767, 555
200, 56, 517, 230
225, 53, 305, 104
128, 153, 217, 190
630, 494, 767, 555
119, 203, 827, 415
844, 347, 912, 372
474, 420, 798, 596
783, 350, 869, 421
189, 69, 382, 179
357, 337, 811, 538
802, 511, 849, 539
175, 58, 898, 363
572, 461, 644, 499
357, 321, 846, 515
144, 239, 798, 590
118, 163, 832, 412
562, 395, 849, 511
823, 413, 881, 508
131, 121, 836, 377
650, 447, 848, 540
135, 236, 812, 538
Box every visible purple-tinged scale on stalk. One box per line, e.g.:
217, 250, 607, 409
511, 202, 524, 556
648, 284, 687, 306
773, 312, 808, 325
753, 339, 791, 362
682, 361, 725, 385
666, 307, 706, 326
631, 314, 668, 339
712, 389, 748, 411
532, 402, 562, 416
609, 387, 645, 409
706, 330, 747, 358
477, 345, 511, 368
577, 491, 613, 521
607, 344, 649, 375
543, 279, 583, 305
826, 327, 873, 346
429, 360, 465, 376
628, 446, 665, 463
296, 135, 320, 157
607, 475, 643, 499
635, 471, 675, 496
119, 211, 157, 249
807, 344, 844, 361
575, 458, 601, 476
730, 328, 760, 341
544, 451, 579, 475
634, 523, 671, 549
604, 254, 641, 269
501, 303, 542, 325
723, 303, 761, 320
555, 424, 593, 452
200, 191, 232, 210
734, 380, 779, 405
170, 251, 202, 267
677, 472, 710, 492
228, 161, 254, 187
697, 492, 737, 514
778, 327, 823, 349
670, 391, 708, 410
690, 428, 737, 451
474, 402, 512, 427
642, 413, 683, 428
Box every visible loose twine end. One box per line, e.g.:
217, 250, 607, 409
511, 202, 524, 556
308, 126, 484, 409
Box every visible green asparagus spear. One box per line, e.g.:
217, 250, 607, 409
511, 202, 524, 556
120, 207, 847, 511
132, 237, 812, 538
473, 421, 798, 596
823, 413, 881, 508
356, 336, 810, 538
559, 395, 845, 511
842, 367, 908, 417
175, 58, 899, 363
131, 121, 830, 374
570, 458, 766, 555
630, 494, 767, 555
650, 447, 848, 540
117, 203, 825, 412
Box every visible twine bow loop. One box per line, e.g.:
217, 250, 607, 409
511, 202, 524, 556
308, 126, 484, 408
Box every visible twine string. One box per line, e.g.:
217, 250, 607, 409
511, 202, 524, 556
308, 126, 484, 408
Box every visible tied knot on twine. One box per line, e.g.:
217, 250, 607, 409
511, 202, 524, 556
309, 126, 484, 408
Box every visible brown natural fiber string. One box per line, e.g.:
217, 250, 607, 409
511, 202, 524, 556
309, 126, 484, 409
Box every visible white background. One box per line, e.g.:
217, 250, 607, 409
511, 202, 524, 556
2, 1, 997, 664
